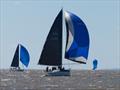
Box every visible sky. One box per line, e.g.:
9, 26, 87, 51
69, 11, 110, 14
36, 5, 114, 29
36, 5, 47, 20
0, 0, 120, 70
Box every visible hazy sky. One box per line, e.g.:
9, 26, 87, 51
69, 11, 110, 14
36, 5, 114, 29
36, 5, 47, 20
0, 0, 120, 69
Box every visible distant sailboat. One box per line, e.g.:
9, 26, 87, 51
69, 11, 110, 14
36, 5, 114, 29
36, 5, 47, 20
10, 44, 30, 71
38, 9, 90, 76
93, 59, 98, 70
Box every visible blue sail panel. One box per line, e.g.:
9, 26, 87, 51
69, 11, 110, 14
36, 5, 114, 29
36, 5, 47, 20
65, 46, 89, 59
65, 11, 90, 63
20, 45, 30, 67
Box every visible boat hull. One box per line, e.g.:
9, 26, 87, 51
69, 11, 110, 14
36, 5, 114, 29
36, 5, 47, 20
10, 68, 24, 72
46, 69, 71, 76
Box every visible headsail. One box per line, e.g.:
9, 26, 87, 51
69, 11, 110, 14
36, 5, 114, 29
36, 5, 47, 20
11, 45, 19, 67
20, 44, 30, 67
64, 11, 90, 64
38, 10, 63, 66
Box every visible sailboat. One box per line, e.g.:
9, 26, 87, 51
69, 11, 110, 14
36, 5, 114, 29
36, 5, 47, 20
38, 9, 90, 76
93, 59, 98, 70
10, 44, 30, 71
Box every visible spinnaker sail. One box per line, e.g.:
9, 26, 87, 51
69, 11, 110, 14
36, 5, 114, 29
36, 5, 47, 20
20, 44, 30, 67
64, 11, 90, 64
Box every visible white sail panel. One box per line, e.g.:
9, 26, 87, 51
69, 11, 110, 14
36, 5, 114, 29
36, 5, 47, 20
64, 11, 74, 52
66, 30, 73, 52
70, 56, 87, 63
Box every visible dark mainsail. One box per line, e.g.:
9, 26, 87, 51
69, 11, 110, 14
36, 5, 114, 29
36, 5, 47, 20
11, 45, 19, 67
38, 10, 63, 66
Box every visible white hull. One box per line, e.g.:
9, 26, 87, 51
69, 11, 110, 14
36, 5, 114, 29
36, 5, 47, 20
10, 68, 24, 72
46, 69, 71, 76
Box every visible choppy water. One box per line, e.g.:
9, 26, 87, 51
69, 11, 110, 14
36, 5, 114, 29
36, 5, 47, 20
0, 70, 120, 90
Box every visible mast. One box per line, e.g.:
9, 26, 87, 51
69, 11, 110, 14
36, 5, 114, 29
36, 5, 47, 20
61, 8, 63, 68
19, 44, 20, 68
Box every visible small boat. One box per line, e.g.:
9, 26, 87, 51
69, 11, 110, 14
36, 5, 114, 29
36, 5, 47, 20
10, 44, 30, 71
93, 59, 98, 70
38, 9, 90, 76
